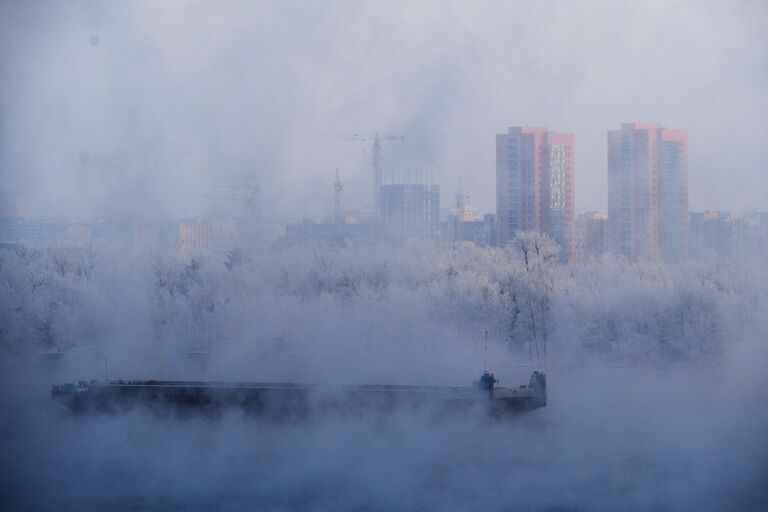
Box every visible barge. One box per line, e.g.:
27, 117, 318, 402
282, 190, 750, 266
52, 371, 547, 417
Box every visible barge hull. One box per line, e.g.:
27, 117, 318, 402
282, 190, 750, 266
52, 372, 547, 418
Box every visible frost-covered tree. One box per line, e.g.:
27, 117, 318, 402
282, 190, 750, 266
1, 239, 765, 367
506, 231, 560, 357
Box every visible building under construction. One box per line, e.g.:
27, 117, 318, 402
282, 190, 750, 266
313, 133, 441, 242
378, 182, 440, 240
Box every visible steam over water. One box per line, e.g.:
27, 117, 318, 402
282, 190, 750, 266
1, 241, 768, 510
2, 1, 767, 510
2, 355, 766, 511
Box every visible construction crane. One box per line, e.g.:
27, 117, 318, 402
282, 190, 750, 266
453, 176, 471, 245
315, 132, 405, 217
333, 169, 352, 224
454, 176, 471, 221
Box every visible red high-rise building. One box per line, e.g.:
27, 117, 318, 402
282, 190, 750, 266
496, 127, 575, 261
607, 123, 688, 262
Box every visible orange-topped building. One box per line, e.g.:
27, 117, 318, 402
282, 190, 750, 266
496, 126, 575, 261
607, 123, 688, 262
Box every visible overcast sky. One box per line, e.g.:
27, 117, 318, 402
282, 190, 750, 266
1, 0, 767, 220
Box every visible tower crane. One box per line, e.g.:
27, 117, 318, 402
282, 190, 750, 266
454, 176, 471, 221
453, 176, 471, 245
333, 169, 352, 224
314, 132, 405, 217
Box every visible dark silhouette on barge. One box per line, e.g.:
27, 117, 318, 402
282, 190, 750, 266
52, 371, 547, 417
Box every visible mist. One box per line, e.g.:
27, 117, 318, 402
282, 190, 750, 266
2, 1, 768, 511
1, 241, 767, 510
2, 0, 767, 219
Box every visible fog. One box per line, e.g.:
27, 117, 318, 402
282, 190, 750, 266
3, 363, 766, 511
1, 241, 768, 510
2, 1, 767, 217
2, 1, 768, 511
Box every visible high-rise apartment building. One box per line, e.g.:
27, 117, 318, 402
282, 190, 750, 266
496, 126, 575, 260
575, 211, 607, 261
607, 123, 688, 262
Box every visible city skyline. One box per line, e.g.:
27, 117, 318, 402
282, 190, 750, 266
3, 113, 765, 263
2, 2, 766, 221
3, 118, 755, 222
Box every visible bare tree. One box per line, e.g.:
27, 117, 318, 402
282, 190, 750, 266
76, 244, 99, 281
511, 231, 560, 359
49, 245, 71, 277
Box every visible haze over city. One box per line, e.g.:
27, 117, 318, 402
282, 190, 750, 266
1, 1, 767, 511
2, 0, 767, 222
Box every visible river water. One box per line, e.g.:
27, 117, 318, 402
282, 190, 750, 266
1, 355, 766, 511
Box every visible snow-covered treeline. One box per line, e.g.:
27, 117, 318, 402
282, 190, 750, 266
1, 235, 766, 367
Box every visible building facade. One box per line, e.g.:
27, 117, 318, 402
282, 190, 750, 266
607, 123, 688, 262
378, 183, 440, 240
178, 219, 237, 250
689, 210, 768, 261
575, 211, 607, 261
496, 127, 575, 260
